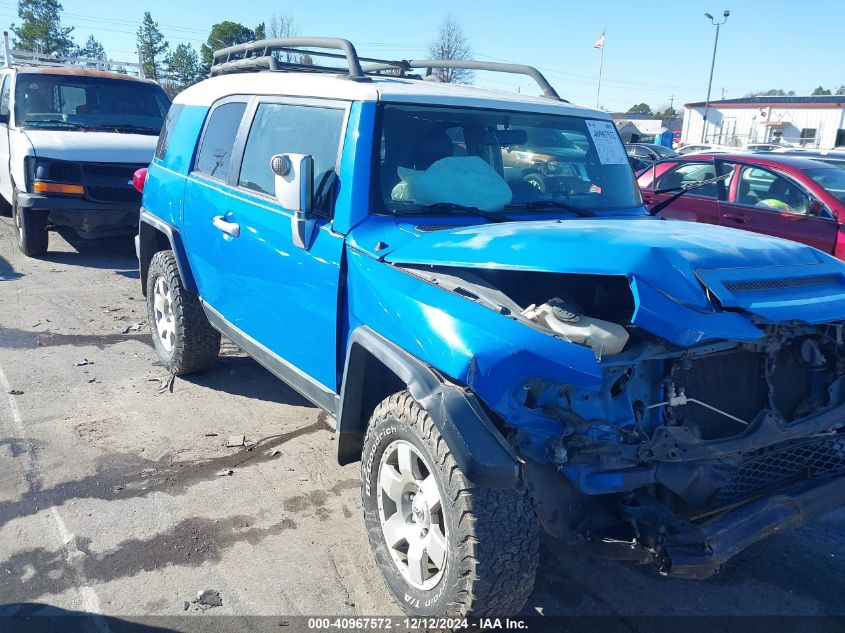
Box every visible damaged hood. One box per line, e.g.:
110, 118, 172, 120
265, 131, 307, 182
365, 217, 845, 344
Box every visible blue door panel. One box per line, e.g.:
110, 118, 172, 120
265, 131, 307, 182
219, 190, 343, 389
182, 176, 241, 315
182, 176, 343, 391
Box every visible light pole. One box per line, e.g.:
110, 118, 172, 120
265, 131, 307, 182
701, 10, 730, 142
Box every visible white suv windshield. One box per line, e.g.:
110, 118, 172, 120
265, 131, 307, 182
374, 104, 642, 215
14, 73, 170, 134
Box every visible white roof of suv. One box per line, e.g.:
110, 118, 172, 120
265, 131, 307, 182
175, 72, 610, 119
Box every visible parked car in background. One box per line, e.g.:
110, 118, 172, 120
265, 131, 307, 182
625, 142, 679, 164
638, 153, 845, 257
0, 66, 170, 256
745, 143, 791, 152
501, 127, 588, 192
772, 149, 845, 170
677, 143, 734, 155
628, 155, 651, 172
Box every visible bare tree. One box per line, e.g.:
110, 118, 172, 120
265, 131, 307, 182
268, 13, 299, 62
427, 16, 473, 84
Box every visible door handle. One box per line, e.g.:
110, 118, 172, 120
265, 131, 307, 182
212, 215, 240, 237
723, 212, 747, 223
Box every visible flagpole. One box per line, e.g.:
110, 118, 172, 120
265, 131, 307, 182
596, 30, 605, 109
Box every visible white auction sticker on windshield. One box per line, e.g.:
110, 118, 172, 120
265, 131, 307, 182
585, 120, 628, 165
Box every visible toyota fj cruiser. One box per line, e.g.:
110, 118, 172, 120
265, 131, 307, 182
136, 38, 845, 616
0, 55, 170, 256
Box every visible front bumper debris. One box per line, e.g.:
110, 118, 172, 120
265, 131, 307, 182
664, 474, 845, 579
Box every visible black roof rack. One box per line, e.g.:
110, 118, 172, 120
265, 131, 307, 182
210, 37, 564, 101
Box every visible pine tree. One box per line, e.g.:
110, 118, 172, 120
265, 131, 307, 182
137, 12, 169, 80
166, 43, 202, 92
200, 21, 256, 74
79, 35, 105, 61
10, 0, 75, 56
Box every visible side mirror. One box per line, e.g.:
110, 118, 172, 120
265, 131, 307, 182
271, 153, 314, 250
0, 112, 9, 125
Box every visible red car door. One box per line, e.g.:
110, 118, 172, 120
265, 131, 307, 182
717, 161, 838, 253
638, 159, 721, 224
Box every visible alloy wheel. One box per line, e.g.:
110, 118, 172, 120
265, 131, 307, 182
153, 276, 177, 352
377, 440, 448, 590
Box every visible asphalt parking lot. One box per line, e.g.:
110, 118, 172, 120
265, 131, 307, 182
1, 216, 844, 630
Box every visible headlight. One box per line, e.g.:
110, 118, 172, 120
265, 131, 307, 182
29, 158, 84, 196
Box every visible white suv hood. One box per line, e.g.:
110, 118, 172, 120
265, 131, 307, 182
23, 129, 157, 163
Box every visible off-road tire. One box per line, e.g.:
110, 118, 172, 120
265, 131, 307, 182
361, 391, 539, 617
524, 172, 546, 193
12, 189, 48, 257
146, 249, 220, 374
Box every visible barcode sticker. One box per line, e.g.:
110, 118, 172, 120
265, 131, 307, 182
585, 120, 628, 165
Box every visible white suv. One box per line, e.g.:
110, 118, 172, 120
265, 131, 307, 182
0, 66, 170, 255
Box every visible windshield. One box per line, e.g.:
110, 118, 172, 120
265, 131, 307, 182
816, 158, 845, 171
14, 73, 170, 133
807, 167, 845, 203
651, 145, 678, 158
373, 104, 642, 215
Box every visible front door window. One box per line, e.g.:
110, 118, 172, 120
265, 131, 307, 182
735, 167, 809, 215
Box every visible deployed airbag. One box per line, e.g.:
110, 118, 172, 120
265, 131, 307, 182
391, 156, 513, 211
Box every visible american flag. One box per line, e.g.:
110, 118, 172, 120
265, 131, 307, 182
593, 33, 605, 49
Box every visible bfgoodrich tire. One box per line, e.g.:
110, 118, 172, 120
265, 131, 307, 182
12, 189, 48, 257
361, 391, 539, 617
146, 250, 220, 374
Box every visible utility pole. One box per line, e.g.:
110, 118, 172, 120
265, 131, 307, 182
701, 10, 730, 142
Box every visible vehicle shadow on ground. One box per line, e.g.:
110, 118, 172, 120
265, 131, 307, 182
0, 252, 22, 281
180, 354, 315, 408
525, 514, 845, 621
42, 228, 137, 272
0, 604, 181, 632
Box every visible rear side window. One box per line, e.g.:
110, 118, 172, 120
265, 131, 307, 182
0, 77, 10, 119
238, 103, 345, 204
155, 104, 184, 160
194, 101, 247, 179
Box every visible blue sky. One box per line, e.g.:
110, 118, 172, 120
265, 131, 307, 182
0, 0, 841, 112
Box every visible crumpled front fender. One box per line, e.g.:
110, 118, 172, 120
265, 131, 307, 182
344, 249, 602, 445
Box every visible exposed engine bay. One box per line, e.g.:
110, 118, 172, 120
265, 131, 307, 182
397, 262, 845, 576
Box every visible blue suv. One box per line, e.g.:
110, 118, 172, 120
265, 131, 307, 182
136, 38, 845, 617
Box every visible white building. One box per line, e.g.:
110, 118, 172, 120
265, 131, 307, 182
681, 96, 845, 149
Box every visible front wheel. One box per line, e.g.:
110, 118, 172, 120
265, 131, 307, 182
12, 189, 48, 257
361, 392, 539, 617
524, 172, 546, 193
146, 250, 220, 374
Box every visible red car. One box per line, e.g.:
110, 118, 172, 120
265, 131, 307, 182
637, 153, 845, 258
